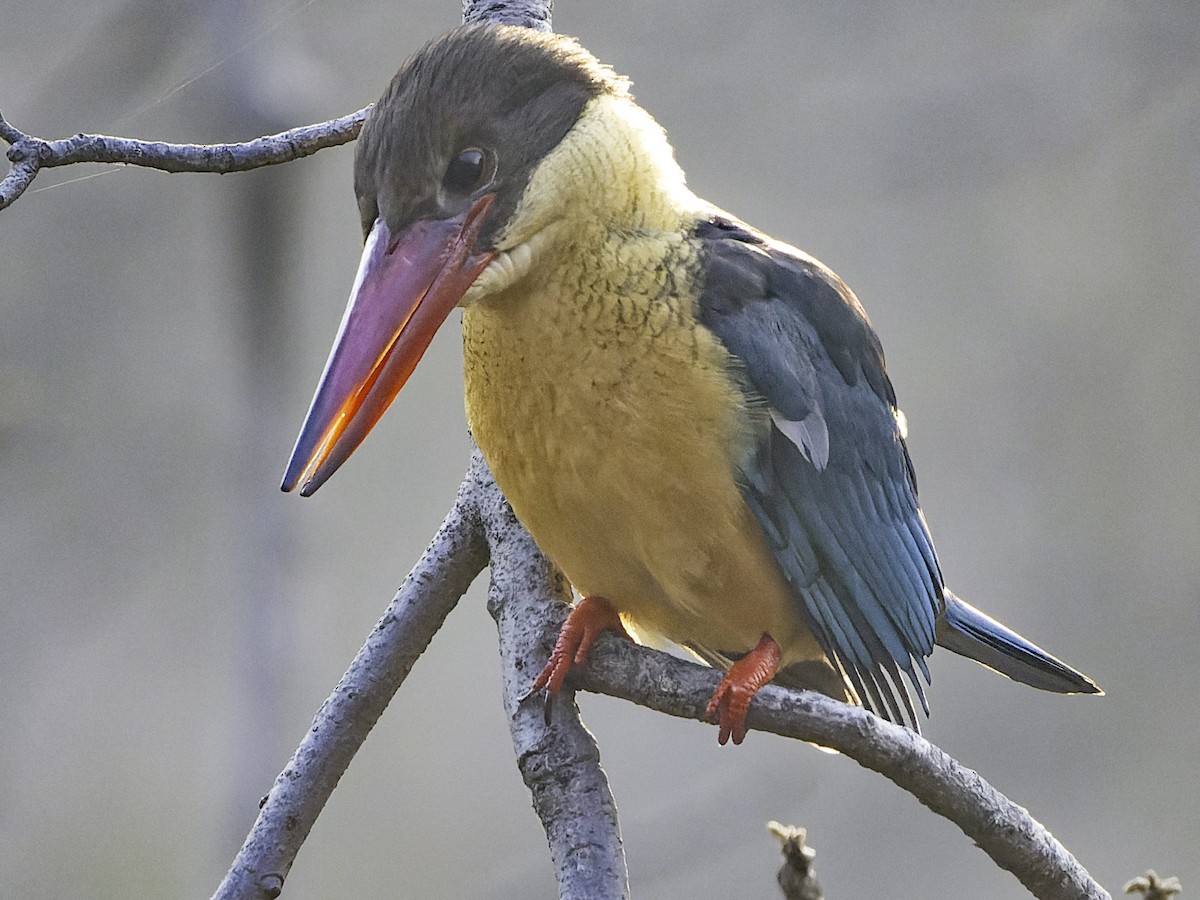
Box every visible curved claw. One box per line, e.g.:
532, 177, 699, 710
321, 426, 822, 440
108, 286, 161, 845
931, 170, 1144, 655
530, 595, 631, 697
706, 633, 782, 745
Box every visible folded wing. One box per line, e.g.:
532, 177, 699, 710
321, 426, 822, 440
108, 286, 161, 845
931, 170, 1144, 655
695, 216, 942, 727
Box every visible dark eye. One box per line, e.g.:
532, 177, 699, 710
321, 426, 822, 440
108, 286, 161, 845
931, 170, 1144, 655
443, 147, 491, 194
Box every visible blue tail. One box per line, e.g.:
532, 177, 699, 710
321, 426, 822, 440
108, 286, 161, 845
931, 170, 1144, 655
935, 592, 1101, 695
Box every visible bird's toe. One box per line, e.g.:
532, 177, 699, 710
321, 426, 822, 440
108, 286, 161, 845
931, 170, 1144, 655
530, 594, 628, 696
705, 632, 782, 745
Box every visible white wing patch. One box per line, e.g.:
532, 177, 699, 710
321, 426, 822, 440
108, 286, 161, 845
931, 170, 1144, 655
771, 407, 830, 470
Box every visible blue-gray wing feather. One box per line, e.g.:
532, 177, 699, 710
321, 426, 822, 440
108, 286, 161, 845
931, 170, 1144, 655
695, 216, 943, 726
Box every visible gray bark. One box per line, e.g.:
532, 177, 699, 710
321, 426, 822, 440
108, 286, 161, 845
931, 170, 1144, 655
0, 107, 368, 210
474, 453, 631, 900
210, 474, 490, 900
574, 635, 1107, 900
462, 0, 553, 30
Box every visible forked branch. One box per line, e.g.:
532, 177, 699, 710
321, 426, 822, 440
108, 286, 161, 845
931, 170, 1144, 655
212, 451, 1108, 900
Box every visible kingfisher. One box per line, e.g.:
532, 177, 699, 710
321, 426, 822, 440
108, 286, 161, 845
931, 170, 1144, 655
281, 24, 1099, 744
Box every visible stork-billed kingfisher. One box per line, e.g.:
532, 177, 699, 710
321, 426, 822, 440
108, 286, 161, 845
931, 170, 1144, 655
281, 25, 1099, 744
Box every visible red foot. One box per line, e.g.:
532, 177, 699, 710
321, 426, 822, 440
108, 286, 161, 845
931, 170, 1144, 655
531, 595, 632, 696
706, 633, 782, 745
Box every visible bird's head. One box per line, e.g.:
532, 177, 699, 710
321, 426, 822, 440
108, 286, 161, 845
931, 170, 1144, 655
282, 24, 691, 496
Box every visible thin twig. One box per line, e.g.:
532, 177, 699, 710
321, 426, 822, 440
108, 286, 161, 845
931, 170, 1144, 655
768, 822, 824, 900
1124, 871, 1183, 899
0, 0, 555, 213
0, 107, 368, 211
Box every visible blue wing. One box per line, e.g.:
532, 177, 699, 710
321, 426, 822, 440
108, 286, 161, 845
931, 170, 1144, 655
695, 216, 943, 727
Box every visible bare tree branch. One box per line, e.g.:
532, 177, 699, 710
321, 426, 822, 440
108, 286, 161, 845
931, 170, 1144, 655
210, 447, 631, 900
572, 638, 1108, 900
211, 475, 489, 900
0, 107, 368, 210
211, 440, 1109, 900
462, 0, 553, 30
0, 0, 556, 213
473, 451, 631, 900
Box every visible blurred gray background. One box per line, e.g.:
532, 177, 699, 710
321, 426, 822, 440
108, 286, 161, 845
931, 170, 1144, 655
2, 1, 1197, 897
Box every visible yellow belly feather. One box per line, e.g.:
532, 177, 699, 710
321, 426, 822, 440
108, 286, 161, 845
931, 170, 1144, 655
463, 234, 822, 667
